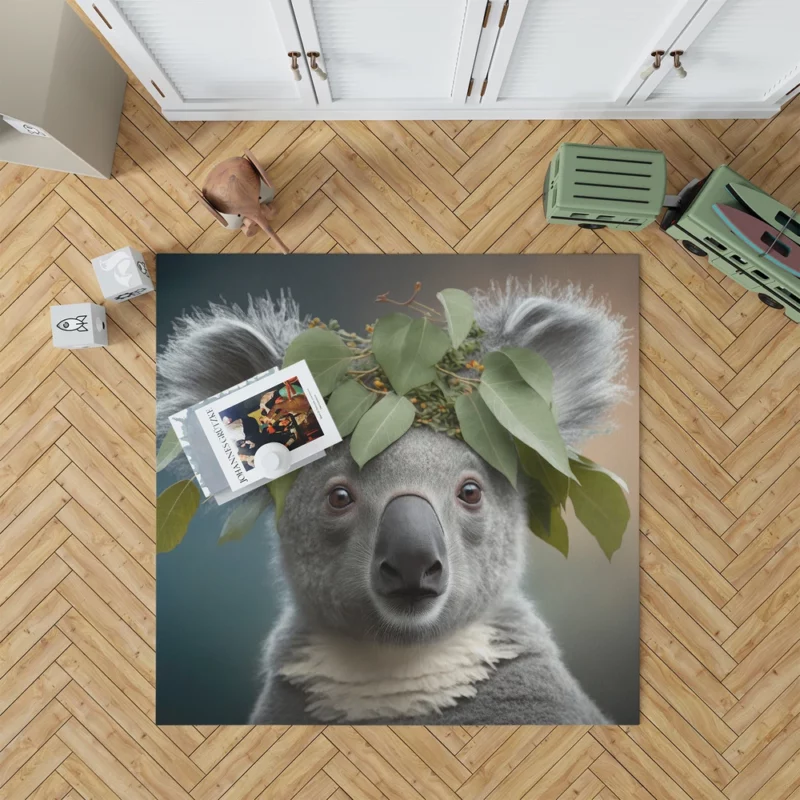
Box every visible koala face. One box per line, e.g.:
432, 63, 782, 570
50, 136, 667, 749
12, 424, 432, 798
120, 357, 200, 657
275, 427, 527, 644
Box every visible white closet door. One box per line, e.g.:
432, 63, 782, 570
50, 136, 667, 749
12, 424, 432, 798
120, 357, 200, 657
290, 0, 485, 107
77, 0, 316, 110
483, 0, 704, 106
645, 0, 800, 103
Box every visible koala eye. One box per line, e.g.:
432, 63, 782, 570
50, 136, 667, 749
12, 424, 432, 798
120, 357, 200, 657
328, 486, 353, 509
458, 480, 482, 506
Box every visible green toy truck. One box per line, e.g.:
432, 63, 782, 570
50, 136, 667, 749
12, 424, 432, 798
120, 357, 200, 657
544, 143, 800, 323
660, 165, 800, 323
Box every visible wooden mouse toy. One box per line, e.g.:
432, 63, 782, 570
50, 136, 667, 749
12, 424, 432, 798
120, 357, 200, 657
197, 149, 289, 254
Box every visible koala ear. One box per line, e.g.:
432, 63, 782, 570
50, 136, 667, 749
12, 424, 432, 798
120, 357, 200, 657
157, 292, 307, 436
472, 280, 629, 447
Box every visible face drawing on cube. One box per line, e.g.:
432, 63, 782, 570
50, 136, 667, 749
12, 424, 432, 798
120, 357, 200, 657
218, 377, 322, 471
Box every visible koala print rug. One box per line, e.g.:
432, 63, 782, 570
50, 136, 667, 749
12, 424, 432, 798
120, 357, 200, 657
155, 254, 640, 726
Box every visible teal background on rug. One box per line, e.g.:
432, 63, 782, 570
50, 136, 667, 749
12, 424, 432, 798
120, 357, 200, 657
155, 254, 640, 725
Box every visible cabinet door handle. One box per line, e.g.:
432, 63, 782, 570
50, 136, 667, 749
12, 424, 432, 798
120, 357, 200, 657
670, 50, 687, 79
640, 50, 664, 80
288, 52, 302, 81
92, 4, 113, 29
307, 52, 328, 81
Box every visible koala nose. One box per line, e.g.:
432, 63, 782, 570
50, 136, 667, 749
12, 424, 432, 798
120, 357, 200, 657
372, 495, 447, 599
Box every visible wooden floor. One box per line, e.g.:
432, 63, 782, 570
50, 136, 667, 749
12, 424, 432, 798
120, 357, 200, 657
2, 56, 800, 800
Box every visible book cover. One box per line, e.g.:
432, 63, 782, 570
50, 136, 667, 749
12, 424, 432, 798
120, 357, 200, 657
172, 360, 341, 500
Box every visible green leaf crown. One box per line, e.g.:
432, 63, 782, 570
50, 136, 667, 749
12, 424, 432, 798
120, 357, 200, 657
158, 283, 629, 559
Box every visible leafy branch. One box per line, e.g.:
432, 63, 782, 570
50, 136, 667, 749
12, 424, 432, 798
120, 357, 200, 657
376, 281, 442, 318
157, 282, 630, 560
285, 283, 629, 560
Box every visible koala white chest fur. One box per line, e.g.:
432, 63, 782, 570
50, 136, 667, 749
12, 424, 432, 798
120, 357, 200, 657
279, 622, 523, 722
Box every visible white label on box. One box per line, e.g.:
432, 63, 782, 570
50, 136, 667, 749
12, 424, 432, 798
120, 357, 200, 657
2, 115, 50, 137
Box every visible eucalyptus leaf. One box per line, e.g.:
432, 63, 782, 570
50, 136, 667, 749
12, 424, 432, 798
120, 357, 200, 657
156, 428, 182, 472
455, 392, 517, 486
568, 449, 629, 494
437, 288, 474, 348
219, 490, 270, 544
157, 479, 200, 554
283, 328, 353, 396
478, 351, 573, 479
516, 439, 569, 506
268, 471, 299, 522
327, 379, 376, 436
568, 460, 629, 560
527, 479, 550, 532
527, 480, 569, 557
372, 313, 450, 395
350, 392, 415, 468
498, 347, 553, 404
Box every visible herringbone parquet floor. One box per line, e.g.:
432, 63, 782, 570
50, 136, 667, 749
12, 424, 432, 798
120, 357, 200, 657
3, 21, 800, 797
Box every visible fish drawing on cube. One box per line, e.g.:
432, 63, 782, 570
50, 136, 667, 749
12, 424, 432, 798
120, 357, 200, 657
51, 303, 107, 349
92, 246, 154, 302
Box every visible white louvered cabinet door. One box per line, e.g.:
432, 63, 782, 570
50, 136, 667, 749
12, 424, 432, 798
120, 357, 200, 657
76, 0, 316, 112
289, 0, 487, 108
638, 0, 800, 107
480, 0, 707, 109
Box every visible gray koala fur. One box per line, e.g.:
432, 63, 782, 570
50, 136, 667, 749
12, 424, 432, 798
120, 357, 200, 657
157, 279, 628, 725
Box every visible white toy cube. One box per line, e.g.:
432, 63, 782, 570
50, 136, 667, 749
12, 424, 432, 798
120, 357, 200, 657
92, 246, 154, 302
51, 303, 107, 349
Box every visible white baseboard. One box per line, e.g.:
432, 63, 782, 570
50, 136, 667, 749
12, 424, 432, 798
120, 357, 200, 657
162, 104, 778, 122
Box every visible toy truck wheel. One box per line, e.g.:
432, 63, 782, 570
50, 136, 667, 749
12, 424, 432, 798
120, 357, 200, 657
578, 223, 606, 230
682, 240, 707, 257
758, 293, 784, 310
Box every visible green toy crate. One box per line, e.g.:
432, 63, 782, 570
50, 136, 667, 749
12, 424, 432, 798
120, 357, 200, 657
661, 164, 800, 323
544, 143, 667, 231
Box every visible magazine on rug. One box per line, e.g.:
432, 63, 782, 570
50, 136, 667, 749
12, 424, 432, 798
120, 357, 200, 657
169, 360, 340, 503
